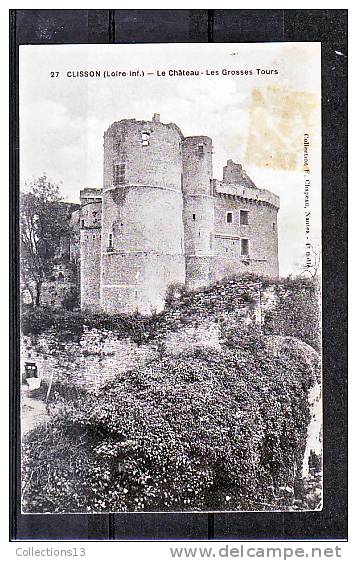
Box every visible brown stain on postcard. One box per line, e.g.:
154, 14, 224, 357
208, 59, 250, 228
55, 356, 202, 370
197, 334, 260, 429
245, 86, 318, 171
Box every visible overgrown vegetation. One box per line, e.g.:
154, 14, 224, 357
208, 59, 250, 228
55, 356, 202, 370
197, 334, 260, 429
263, 279, 321, 352
21, 273, 322, 513
292, 452, 322, 511
22, 327, 319, 513
20, 176, 77, 306
21, 274, 321, 350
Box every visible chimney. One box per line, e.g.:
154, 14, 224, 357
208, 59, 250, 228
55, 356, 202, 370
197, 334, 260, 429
152, 113, 160, 123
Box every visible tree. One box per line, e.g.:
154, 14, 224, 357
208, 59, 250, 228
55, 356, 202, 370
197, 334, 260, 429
298, 243, 322, 281
20, 176, 71, 306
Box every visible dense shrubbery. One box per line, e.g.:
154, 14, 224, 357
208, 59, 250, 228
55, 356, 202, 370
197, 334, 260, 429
21, 275, 321, 349
21, 274, 321, 512
21, 306, 162, 344
22, 329, 318, 513
263, 278, 321, 352
21, 306, 83, 337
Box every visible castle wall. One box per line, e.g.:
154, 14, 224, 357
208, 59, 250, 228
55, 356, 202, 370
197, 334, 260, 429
182, 136, 215, 290
69, 209, 80, 263
212, 194, 279, 280
77, 119, 280, 316
103, 119, 183, 190
80, 197, 102, 311
222, 159, 257, 189
101, 118, 185, 315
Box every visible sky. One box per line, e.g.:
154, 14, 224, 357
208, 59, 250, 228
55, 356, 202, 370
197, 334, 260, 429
19, 43, 321, 276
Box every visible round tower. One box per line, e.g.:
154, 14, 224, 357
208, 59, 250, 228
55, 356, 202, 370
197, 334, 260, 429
101, 116, 185, 315
182, 136, 215, 289
79, 189, 102, 311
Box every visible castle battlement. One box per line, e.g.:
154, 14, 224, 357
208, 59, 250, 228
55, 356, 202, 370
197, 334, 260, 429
212, 179, 280, 209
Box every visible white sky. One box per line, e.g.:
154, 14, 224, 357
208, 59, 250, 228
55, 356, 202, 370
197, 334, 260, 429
19, 42, 321, 276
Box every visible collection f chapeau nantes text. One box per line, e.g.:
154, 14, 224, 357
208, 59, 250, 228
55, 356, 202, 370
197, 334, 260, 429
304, 133, 313, 269
50, 67, 279, 79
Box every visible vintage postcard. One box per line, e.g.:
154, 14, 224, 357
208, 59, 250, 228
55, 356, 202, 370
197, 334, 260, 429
19, 42, 322, 514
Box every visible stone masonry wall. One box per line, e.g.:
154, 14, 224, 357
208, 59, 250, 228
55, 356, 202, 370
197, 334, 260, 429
101, 117, 185, 314
21, 329, 158, 392
212, 195, 279, 280
77, 115, 280, 316
21, 280, 318, 394
21, 281, 268, 391
80, 198, 102, 311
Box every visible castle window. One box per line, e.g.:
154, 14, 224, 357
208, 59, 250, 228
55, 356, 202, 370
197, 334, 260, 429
241, 238, 249, 256
81, 219, 84, 228
226, 212, 233, 224
273, 222, 276, 231
113, 163, 125, 185
141, 131, 150, 146
192, 213, 196, 221
240, 210, 249, 225
108, 233, 113, 250
93, 235, 96, 240
197, 144, 204, 156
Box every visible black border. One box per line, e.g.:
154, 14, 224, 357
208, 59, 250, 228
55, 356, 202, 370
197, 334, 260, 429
10, 9, 348, 541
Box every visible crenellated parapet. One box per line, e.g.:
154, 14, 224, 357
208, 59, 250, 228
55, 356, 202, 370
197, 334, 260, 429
212, 179, 280, 210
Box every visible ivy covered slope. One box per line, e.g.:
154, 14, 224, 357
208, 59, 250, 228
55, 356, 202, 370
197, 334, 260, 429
21, 275, 321, 351
22, 326, 320, 513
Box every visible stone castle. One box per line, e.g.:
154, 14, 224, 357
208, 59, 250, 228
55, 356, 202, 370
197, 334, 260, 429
72, 114, 279, 315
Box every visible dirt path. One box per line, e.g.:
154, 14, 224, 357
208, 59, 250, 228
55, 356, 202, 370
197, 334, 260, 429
21, 386, 49, 437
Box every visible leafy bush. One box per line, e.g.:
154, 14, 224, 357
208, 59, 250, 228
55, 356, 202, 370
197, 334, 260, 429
21, 275, 321, 350
21, 307, 158, 344
21, 307, 84, 338
22, 330, 317, 513
164, 283, 187, 306
263, 279, 321, 351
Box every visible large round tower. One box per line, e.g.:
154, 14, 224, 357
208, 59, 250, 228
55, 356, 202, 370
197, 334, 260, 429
182, 136, 215, 289
101, 115, 185, 315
